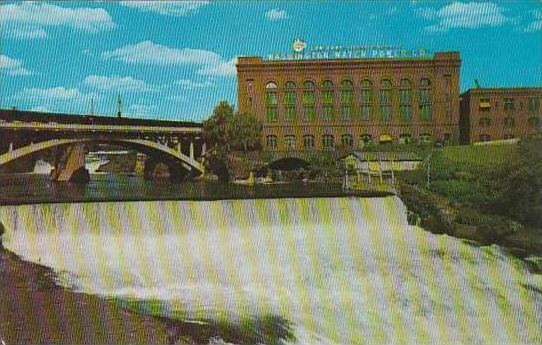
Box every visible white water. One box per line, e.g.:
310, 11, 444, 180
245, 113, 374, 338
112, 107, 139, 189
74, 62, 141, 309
1, 196, 541, 344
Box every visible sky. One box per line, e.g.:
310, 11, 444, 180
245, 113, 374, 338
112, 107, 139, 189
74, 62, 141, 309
1, 0, 541, 122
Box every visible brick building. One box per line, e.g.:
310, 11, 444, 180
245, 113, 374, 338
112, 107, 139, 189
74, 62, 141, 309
459, 88, 542, 144
236, 51, 461, 151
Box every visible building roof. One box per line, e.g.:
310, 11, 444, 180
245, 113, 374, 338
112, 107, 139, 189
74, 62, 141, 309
460, 87, 542, 97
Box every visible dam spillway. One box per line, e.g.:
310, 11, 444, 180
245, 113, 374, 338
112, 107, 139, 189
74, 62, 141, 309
1, 196, 541, 344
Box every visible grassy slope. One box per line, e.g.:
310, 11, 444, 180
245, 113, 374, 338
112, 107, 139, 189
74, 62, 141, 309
398, 142, 541, 252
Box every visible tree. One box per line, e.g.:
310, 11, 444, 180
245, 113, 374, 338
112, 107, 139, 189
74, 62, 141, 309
203, 101, 262, 153
202, 101, 235, 150
228, 111, 262, 153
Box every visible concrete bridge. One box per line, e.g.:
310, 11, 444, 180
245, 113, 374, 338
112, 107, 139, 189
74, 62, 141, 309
0, 109, 205, 182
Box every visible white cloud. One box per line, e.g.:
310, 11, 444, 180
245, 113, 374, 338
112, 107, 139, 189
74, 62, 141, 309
126, 104, 157, 117
197, 58, 237, 77
83, 75, 158, 93
30, 106, 51, 113
102, 41, 222, 66
15, 87, 87, 101
265, 9, 288, 21
418, 1, 509, 32
119, 1, 209, 17
174, 79, 214, 89
103, 41, 237, 78
0, 55, 32, 76
0, 2, 115, 39
525, 9, 542, 32
7, 27, 47, 40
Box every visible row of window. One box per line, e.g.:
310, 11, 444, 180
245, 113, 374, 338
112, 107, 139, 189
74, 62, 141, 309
479, 116, 541, 127
479, 97, 541, 113
265, 133, 435, 150
265, 78, 434, 123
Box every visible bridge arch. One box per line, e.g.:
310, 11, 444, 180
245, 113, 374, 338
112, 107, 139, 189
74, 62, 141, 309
0, 138, 205, 175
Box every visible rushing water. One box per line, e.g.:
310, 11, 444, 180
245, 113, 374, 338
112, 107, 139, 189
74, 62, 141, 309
1, 196, 541, 344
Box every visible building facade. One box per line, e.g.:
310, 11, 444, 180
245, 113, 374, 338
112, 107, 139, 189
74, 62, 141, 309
237, 52, 461, 151
459, 88, 542, 144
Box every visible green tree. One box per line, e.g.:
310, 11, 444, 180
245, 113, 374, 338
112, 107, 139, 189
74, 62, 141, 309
228, 111, 262, 153
202, 101, 235, 150
202, 101, 262, 153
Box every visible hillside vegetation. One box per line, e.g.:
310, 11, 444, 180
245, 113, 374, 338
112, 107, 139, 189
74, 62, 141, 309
398, 139, 542, 251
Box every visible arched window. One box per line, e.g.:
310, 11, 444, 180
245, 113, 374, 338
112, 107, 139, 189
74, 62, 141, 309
380, 79, 392, 121
284, 135, 296, 150
399, 79, 412, 121
322, 80, 334, 121
361, 79, 373, 121
360, 134, 373, 147
322, 134, 335, 150
303, 81, 316, 121
341, 134, 354, 147
399, 133, 412, 144
419, 133, 432, 144
266, 135, 277, 149
303, 135, 315, 150
379, 134, 393, 144
419, 78, 432, 121
479, 134, 491, 142
265, 82, 278, 122
340, 80, 354, 121
284, 81, 297, 122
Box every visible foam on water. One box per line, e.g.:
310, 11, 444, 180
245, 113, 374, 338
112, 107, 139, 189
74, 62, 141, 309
1, 196, 541, 344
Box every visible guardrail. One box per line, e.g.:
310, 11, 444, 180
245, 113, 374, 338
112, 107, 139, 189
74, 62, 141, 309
0, 121, 202, 134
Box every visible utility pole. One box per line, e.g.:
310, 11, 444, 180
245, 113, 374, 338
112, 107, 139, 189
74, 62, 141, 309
90, 97, 94, 115
117, 94, 123, 118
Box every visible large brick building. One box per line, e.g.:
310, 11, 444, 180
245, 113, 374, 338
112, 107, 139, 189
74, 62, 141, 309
459, 88, 542, 144
236, 51, 461, 151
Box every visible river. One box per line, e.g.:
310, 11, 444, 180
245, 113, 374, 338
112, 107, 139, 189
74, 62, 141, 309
0, 175, 541, 344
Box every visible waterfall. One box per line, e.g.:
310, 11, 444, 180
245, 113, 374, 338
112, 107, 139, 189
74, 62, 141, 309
1, 196, 541, 344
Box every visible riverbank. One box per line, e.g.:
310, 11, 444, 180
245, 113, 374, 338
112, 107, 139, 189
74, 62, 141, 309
397, 140, 542, 255
0, 247, 176, 344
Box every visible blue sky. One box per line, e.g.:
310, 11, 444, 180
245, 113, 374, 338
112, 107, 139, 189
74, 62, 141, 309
1, 0, 541, 121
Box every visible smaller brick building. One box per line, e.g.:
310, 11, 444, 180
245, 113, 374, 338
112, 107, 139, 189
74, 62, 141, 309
459, 88, 542, 144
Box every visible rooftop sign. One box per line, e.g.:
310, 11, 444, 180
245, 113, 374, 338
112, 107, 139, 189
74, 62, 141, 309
267, 39, 432, 61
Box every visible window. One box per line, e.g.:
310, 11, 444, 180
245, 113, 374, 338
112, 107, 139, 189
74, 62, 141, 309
284, 81, 297, 122
322, 80, 334, 121
419, 78, 432, 121
341, 80, 354, 121
303, 135, 315, 150
360, 134, 373, 147
479, 118, 491, 127
399, 133, 412, 144
379, 134, 393, 144
503, 117, 514, 127
322, 134, 335, 150
380, 79, 392, 121
303, 81, 316, 121
504, 98, 515, 111
265, 82, 278, 122
340, 134, 353, 147
419, 133, 432, 144
479, 98, 491, 112
528, 117, 541, 127
479, 134, 491, 142
529, 97, 540, 114
361, 79, 373, 121
399, 79, 412, 121
284, 135, 296, 150
266, 135, 277, 149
